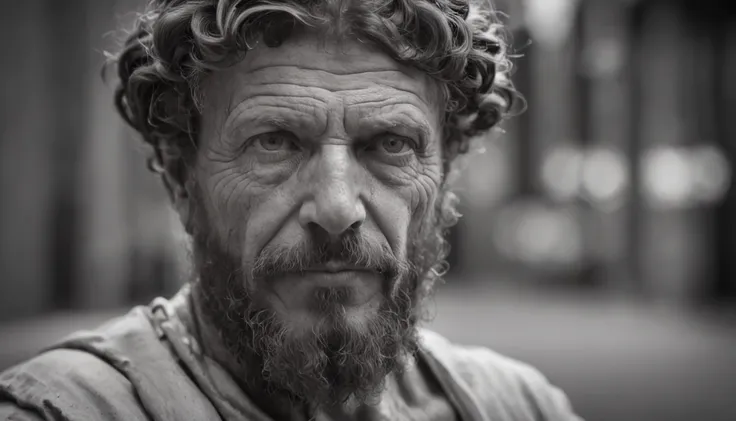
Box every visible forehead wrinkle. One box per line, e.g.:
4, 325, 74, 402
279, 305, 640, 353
344, 88, 437, 118
346, 104, 433, 141
238, 65, 434, 96
345, 89, 440, 130
345, 95, 436, 119
223, 96, 328, 138
225, 81, 333, 111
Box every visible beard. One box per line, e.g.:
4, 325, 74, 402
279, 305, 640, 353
188, 182, 454, 410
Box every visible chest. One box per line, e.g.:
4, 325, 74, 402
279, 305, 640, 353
372, 391, 459, 421
314, 360, 460, 421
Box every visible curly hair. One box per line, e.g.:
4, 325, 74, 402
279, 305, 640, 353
111, 0, 519, 182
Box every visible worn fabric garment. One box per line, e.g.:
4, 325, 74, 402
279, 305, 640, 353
0, 287, 582, 421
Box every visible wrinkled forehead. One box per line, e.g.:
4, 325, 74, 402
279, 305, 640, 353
200, 29, 446, 122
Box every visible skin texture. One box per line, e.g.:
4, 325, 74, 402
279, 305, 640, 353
182, 33, 443, 330
171, 31, 448, 419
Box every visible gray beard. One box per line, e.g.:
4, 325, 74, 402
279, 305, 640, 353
192, 235, 421, 408
187, 184, 450, 409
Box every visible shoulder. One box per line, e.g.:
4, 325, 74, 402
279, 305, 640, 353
1, 301, 219, 421
0, 347, 150, 421
0, 306, 162, 421
419, 329, 583, 421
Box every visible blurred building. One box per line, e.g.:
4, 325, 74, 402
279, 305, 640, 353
0, 0, 734, 322
0, 0, 185, 321
453, 0, 736, 306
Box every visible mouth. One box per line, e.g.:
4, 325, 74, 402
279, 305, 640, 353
299, 268, 379, 288
304, 260, 373, 274
268, 263, 384, 310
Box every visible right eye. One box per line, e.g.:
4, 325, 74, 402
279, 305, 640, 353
246, 131, 300, 152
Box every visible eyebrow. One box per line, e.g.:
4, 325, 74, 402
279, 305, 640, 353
247, 115, 292, 131
400, 117, 432, 140
357, 111, 434, 145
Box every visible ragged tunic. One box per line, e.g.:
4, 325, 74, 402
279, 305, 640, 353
0, 287, 582, 421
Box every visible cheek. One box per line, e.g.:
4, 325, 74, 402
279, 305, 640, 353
402, 163, 443, 232
404, 186, 439, 244
239, 192, 302, 272
368, 171, 441, 259
196, 162, 273, 256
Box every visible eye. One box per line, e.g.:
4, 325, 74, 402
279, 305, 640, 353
248, 131, 299, 152
377, 135, 414, 154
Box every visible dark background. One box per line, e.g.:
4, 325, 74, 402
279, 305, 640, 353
1, 1, 735, 420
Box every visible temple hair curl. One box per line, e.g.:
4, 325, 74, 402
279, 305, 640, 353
110, 0, 520, 181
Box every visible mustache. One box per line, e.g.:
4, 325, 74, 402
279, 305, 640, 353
251, 232, 410, 281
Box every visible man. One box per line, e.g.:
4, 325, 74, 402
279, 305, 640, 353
0, 0, 582, 420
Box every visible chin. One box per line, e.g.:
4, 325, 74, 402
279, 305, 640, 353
262, 270, 386, 329
265, 285, 385, 337
241, 278, 418, 406
256, 302, 414, 407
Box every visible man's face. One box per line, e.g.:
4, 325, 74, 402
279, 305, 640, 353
185, 30, 445, 405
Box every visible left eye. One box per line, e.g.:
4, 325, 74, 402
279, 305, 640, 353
378, 135, 413, 154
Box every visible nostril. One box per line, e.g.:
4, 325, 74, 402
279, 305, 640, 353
350, 220, 363, 231
307, 221, 327, 238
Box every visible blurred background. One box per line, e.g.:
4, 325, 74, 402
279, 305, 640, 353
1, 0, 735, 420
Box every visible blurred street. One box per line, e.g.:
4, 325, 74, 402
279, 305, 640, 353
430, 280, 736, 421
2, 279, 735, 421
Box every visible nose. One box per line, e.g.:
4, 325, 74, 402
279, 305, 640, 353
298, 145, 366, 237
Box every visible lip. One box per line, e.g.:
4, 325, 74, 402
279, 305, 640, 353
300, 270, 374, 284
269, 268, 384, 308
304, 261, 372, 273
292, 268, 383, 291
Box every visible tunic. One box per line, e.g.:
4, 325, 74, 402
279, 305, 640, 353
0, 287, 582, 421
